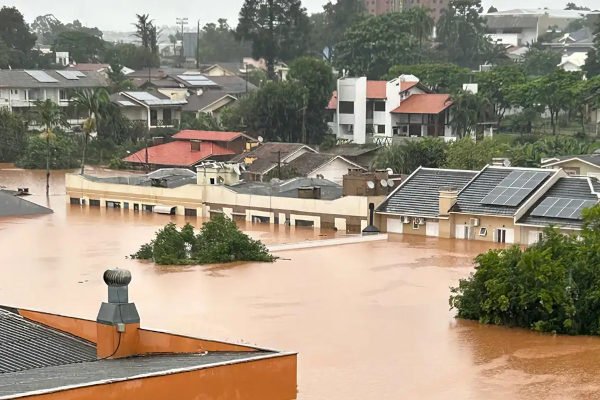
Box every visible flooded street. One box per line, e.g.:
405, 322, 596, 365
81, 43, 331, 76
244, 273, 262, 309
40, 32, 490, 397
2, 165, 600, 399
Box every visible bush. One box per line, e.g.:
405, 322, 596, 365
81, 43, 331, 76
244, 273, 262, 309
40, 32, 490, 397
130, 216, 275, 265
16, 130, 79, 169
450, 205, 600, 335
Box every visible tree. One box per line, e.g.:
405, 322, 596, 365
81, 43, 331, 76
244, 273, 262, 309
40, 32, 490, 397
312, 0, 366, 61
70, 88, 110, 174
521, 48, 562, 76
236, 0, 310, 79
32, 99, 69, 195
52, 31, 105, 63
387, 63, 471, 92
448, 90, 493, 138
444, 137, 504, 170
105, 42, 158, 69
0, 38, 10, 68
31, 14, 65, 45
288, 57, 335, 144
106, 61, 134, 92
334, 13, 419, 79
583, 19, 600, 77
436, 0, 495, 68
0, 7, 37, 67
134, 14, 152, 49
487, 6, 498, 13
0, 109, 28, 162
197, 19, 251, 63
372, 138, 447, 174
477, 64, 526, 124
404, 7, 434, 62
16, 130, 79, 170
565, 2, 590, 10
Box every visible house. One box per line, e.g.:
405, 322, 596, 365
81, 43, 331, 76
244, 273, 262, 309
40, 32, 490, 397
0, 69, 108, 126
484, 9, 589, 46
326, 145, 382, 169
542, 27, 596, 54
0, 190, 52, 217
376, 165, 600, 245
182, 90, 237, 120
68, 63, 135, 76
122, 130, 253, 169
0, 268, 296, 399
110, 91, 186, 129
243, 57, 289, 81
327, 76, 454, 145
558, 52, 588, 72
284, 153, 365, 184
202, 62, 246, 76
541, 153, 600, 178
230, 142, 318, 181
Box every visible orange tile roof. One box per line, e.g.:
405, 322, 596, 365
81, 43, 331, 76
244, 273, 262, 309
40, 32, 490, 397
366, 81, 387, 99
123, 141, 234, 167
172, 130, 243, 142
390, 94, 453, 115
400, 81, 419, 92
326, 91, 338, 110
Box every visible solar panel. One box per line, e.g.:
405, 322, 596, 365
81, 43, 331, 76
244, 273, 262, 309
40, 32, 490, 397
55, 70, 81, 80
176, 75, 217, 86
531, 197, 597, 219
118, 100, 136, 106
481, 170, 549, 207
24, 70, 59, 83
125, 92, 159, 101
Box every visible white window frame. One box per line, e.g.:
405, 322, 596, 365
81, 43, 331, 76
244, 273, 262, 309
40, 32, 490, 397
479, 227, 487, 237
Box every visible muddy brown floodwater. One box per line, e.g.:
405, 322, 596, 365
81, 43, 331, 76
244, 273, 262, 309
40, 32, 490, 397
2, 165, 600, 399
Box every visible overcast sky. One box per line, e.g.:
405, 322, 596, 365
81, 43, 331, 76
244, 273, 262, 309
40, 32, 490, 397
3, 0, 599, 32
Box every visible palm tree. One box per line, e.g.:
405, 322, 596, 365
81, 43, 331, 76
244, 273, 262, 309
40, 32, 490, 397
33, 99, 68, 196
71, 88, 110, 174
449, 91, 493, 138
406, 7, 434, 62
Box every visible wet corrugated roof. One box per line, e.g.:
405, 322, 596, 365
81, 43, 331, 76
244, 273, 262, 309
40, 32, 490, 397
229, 177, 342, 200
376, 168, 477, 217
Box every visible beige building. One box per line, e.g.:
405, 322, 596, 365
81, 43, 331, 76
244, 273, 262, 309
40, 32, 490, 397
377, 165, 600, 245
541, 154, 600, 178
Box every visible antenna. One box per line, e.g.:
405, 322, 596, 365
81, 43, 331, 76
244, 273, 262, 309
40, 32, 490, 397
366, 181, 375, 189
258, 136, 264, 143
380, 179, 388, 187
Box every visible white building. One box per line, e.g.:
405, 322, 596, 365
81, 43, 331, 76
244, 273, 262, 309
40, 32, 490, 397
110, 91, 186, 129
558, 52, 588, 72
0, 69, 108, 126
326, 75, 454, 145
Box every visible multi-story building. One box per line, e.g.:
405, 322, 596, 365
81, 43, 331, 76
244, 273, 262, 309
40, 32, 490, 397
0, 69, 108, 126
364, 0, 402, 15
327, 75, 454, 145
403, 0, 449, 22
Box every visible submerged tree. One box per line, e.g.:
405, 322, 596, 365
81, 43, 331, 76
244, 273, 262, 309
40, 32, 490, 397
131, 216, 276, 265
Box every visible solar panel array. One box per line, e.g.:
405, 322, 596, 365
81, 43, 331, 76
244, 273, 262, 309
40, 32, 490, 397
176, 74, 217, 87
531, 197, 597, 219
55, 70, 86, 80
123, 92, 186, 106
481, 170, 548, 207
24, 70, 58, 83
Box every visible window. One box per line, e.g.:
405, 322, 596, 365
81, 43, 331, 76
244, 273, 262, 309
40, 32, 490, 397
209, 178, 215, 185
163, 108, 172, 125
150, 110, 158, 126
59, 89, 68, 101
495, 228, 507, 243
479, 227, 487, 237
374, 101, 385, 112
377, 125, 385, 134
10, 89, 18, 95
339, 101, 354, 114
412, 220, 420, 230
537, 232, 544, 242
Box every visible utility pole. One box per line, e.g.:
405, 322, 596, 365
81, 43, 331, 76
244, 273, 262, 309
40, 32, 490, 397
145, 139, 149, 171
176, 17, 188, 62
196, 20, 200, 69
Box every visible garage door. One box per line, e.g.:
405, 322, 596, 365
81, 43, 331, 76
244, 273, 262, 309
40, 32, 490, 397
426, 222, 439, 237
387, 218, 403, 234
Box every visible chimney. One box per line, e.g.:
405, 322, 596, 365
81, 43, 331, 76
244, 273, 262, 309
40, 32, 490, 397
362, 202, 380, 235
96, 268, 140, 359
439, 187, 459, 216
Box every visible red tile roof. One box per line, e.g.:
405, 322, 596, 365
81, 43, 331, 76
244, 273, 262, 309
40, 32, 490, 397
123, 141, 234, 167
390, 94, 453, 115
172, 130, 244, 142
326, 91, 338, 110
400, 81, 419, 92
366, 81, 387, 99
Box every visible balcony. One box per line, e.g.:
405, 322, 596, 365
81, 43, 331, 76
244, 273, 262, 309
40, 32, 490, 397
129, 119, 181, 129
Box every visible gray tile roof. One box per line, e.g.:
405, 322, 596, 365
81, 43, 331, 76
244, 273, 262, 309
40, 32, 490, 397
0, 308, 96, 374
84, 169, 197, 188
208, 76, 257, 94
376, 168, 477, 217
451, 167, 554, 217
229, 177, 342, 200
182, 90, 235, 112
518, 177, 599, 229
231, 143, 315, 175
285, 153, 341, 176
0, 70, 107, 89
485, 15, 539, 30
0, 190, 52, 217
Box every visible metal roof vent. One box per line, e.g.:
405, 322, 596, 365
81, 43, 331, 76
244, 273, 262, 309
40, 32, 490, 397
97, 268, 140, 325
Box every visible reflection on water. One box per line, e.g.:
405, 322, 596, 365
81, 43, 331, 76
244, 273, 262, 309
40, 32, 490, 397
2, 165, 600, 400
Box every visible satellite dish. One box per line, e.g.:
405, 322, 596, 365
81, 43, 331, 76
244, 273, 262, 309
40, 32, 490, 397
367, 181, 375, 189
380, 179, 388, 187
258, 136, 264, 143
387, 179, 395, 187
386, 168, 393, 175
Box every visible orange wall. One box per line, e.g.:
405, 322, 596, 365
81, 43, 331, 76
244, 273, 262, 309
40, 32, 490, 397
25, 354, 298, 400
19, 309, 98, 343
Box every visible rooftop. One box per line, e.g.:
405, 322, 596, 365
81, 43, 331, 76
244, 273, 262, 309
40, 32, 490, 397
285, 153, 363, 176
376, 168, 477, 217
542, 153, 600, 168
231, 143, 317, 175
172, 130, 246, 142
84, 169, 197, 188
0, 70, 107, 89
0, 308, 274, 398
229, 177, 343, 200
391, 94, 452, 115
123, 141, 234, 167
0, 190, 52, 217
182, 91, 236, 112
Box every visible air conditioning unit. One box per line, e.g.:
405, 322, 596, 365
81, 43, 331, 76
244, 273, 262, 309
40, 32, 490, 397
401, 216, 411, 224
469, 218, 480, 227
416, 217, 425, 225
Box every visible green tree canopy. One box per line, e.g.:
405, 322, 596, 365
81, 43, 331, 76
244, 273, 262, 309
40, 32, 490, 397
288, 57, 335, 144
445, 137, 505, 170
236, 0, 310, 79
476, 64, 526, 123
0, 109, 28, 162
521, 48, 562, 76
372, 138, 447, 174
52, 30, 105, 63
0, 6, 37, 67
197, 19, 251, 63
334, 12, 419, 79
